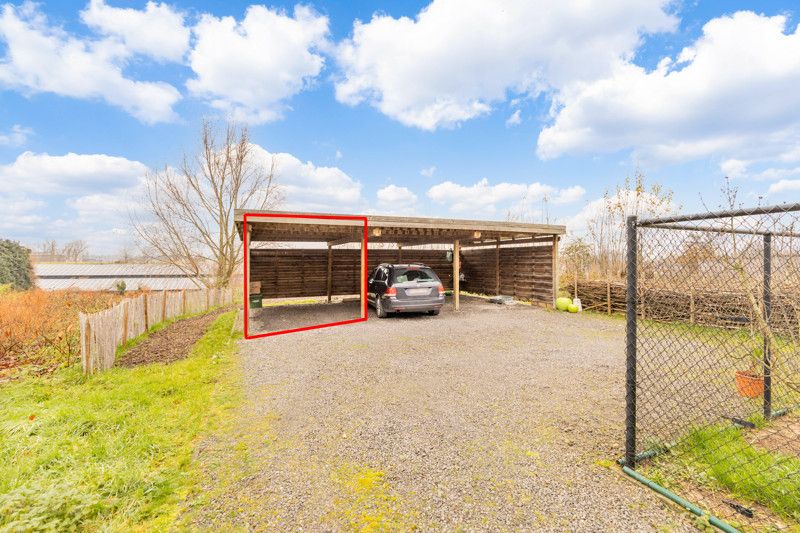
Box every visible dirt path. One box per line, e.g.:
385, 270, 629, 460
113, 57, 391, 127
187, 297, 693, 531
116, 308, 227, 367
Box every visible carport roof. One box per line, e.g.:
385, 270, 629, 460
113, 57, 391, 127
235, 210, 565, 246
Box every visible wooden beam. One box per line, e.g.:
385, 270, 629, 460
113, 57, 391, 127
453, 239, 460, 311
551, 235, 559, 308
360, 233, 367, 318
495, 241, 500, 295
326, 244, 333, 303
328, 235, 359, 246
397, 245, 402, 263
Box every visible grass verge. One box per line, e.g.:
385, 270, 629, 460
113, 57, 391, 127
0, 311, 241, 531
644, 423, 800, 525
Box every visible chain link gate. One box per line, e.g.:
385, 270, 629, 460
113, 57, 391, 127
624, 204, 800, 531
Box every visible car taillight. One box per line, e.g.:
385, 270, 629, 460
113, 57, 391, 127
437, 284, 445, 294
385, 286, 397, 296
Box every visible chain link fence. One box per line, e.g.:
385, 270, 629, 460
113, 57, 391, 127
624, 204, 800, 531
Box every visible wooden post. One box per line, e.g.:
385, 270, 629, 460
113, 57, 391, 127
606, 277, 612, 315
360, 232, 367, 318
453, 239, 461, 311
495, 242, 500, 295
122, 300, 129, 343
161, 289, 167, 322
327, 244, 333, 303
85, 317, 93, 374
143, 294, 149, 330
398, 245, 403, 263
182, 289, 187, 315
552, 235, 559, 308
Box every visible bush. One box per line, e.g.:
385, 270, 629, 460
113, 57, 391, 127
0, 239, 34, 290
0, 290, 123, 377
114, 280, 126, 294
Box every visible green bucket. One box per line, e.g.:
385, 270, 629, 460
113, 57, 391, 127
248, 293, 263, 308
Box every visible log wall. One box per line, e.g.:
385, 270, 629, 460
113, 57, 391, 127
249, 248, 455, 299
249, 244, 556, 306
461, 243, 555, 305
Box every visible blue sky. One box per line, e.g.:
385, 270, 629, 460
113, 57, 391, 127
1, 0, 799, 255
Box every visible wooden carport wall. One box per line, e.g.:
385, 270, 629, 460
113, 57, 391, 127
235, 211, 566, 316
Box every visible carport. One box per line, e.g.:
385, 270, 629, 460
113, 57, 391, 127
234, 210, 566, 318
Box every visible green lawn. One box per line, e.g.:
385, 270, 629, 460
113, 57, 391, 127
0, 311, 241, 531
644, 422, 800, 525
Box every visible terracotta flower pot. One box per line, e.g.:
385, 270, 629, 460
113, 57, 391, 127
735, 370, 764, 398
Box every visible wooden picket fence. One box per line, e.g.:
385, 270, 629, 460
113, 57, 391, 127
78, 287, 234, 374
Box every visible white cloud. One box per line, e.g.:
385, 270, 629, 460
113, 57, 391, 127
552, 185, 586, 204
420, 165, 437, 177
250, 144, 363, 212
720, 159, 748, 179
428, 178, 526, 214
0, 124, 32, 146
767, 179, 800, 195
538, 11, 800, 163
753, 166, 800, 181
376, 184, 417, 214
0, 3, 180, 123
80, 0, 190, 62
505, 109, 522, 127
427, 178, 582, 214
188, 5, 329, 124
0, 192, 45, 231
335, 0, 675, 130
0, 151, 147, 194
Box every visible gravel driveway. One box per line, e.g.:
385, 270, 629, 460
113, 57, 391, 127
188, 297, 693, 531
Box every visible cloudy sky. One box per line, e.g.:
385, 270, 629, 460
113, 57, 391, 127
1, 0, 799, 255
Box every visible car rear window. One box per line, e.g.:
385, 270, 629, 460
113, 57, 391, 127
392, 267, 439, 283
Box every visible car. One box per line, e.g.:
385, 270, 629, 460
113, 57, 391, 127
367, 263, 445, 318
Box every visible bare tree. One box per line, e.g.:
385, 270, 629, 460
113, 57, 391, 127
61, 240, 89, 262
132, 120, 282, 288
38, 240, 59, 261
586, 170, 676, 279
117, 245, 133, 263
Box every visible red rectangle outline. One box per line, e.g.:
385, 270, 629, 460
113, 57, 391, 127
242, 213, 369, 339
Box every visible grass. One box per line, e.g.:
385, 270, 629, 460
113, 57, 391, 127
645, 423, 800, 524
0, 311, 241, 531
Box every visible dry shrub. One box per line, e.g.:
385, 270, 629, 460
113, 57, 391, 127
0, 290, 123, 375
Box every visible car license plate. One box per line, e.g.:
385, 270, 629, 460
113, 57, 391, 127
406, 288, 430, 296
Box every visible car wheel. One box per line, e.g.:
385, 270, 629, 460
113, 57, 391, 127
428, 309, 440, 316
376, 298, 388, 318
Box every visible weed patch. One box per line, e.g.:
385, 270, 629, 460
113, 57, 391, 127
0, 311, 240, 531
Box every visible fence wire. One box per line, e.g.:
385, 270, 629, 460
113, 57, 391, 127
626, 204, 800, 531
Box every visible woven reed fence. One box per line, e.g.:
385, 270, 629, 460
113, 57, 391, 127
570, 280, 800, 333
78, 287, 234, 374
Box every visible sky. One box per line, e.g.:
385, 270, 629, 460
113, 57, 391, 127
1, 0, 800, 256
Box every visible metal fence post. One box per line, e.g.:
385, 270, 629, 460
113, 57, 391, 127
763, 232, 772, 420
625, 215, 638, 467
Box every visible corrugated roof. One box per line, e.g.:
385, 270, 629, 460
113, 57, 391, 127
36, 277, 202, 291
33, 263, 204, 291
35, 263, 192, 277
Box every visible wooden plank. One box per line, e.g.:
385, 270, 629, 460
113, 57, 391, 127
551, 236, 559, 308
453, 239, 460, 311
360, 234, 367, 318
327, 244, 333, 303
495, 242, 500, 295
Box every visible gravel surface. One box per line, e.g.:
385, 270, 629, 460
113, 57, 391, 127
188, 297, 694, 531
